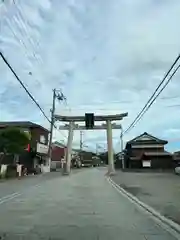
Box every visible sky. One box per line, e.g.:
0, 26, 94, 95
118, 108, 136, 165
1, 0, 180, 152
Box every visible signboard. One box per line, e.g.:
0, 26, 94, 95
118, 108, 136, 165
85, 113, 94, 129
37, 143, 48, 154
142, 160, 151, 167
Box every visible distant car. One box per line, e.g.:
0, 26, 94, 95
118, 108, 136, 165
175, 167, 180, 175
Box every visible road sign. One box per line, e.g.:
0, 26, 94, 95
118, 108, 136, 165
85, 113, 94, 129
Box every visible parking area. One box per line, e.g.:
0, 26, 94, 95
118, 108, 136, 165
111, 171, 180, 224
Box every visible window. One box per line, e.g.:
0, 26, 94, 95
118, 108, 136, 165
23, 130, 31, 140
40, 135, 46, 144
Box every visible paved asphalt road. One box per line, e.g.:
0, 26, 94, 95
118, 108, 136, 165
0, 168, 178, 239
0, 171, 65, 199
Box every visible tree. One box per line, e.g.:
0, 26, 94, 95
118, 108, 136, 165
0, 127, 30, 164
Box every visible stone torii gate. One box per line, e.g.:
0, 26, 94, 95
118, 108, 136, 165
54, 113, 128, 175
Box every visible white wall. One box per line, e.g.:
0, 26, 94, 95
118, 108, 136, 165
0, 164, 7, 177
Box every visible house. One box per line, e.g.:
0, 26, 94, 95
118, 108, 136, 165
51, 141, 65, 161
0, 121, 49, 171
173, 151, 180, 166
51, 141, 66, 169
123, 132, 173, 169
51, 141, 79, 161
51, 141, 80, 169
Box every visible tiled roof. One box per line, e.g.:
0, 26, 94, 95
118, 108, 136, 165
127, 132, 168, 144
0, 121, 49, 132
52, 141, 65, 147
143, 151, 172, 156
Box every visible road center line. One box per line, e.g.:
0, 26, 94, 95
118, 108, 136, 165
0, 183, 42, 205
0, 192, 21, 204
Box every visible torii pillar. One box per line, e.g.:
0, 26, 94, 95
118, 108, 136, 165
106, 120, 115, 174
64, 121, 74, 174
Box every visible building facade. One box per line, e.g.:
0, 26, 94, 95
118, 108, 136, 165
0, 121, 49, 171
51, 141, 66, 169
173, 151, 180, 166
124, 132, 173, 169
51, 142, 81, 169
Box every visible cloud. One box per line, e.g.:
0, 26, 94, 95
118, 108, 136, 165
1, 0, 180, 152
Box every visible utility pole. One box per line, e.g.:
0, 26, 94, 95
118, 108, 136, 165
96, 144, 100, 156
48, 89, 56, 167
80, 131, 83, 161
48, 89, 66, 169
120, 126, 125, 169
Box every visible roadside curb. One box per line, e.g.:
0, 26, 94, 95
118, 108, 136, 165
0, 174, 42, 183
107, 176, 180, 239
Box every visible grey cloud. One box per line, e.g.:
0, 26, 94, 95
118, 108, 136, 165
1, 0, 180, 151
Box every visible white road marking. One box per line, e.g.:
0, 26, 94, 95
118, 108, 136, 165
0, 192, 21, 204
0, 183, 42, 205
0, 171, 76, 205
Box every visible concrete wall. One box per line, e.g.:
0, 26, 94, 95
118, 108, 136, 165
0, 164, 7, 177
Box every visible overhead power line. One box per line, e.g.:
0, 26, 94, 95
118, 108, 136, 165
0, 51, 52, 123
140, 63, 180, 115
0, 52, 67, 139
2, 1, 42, 67
123, 53, 180, 135
1, 5, 68, 141
0, 52, 68, 141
